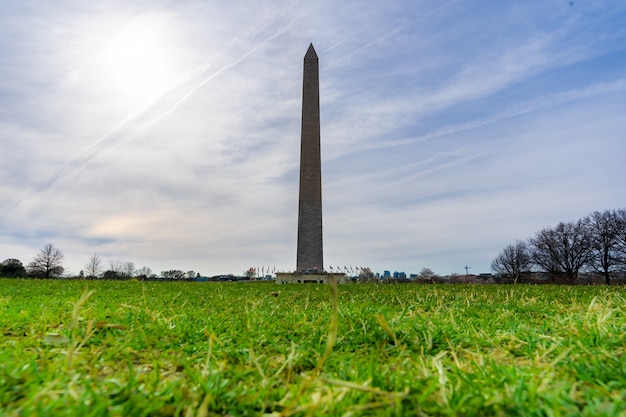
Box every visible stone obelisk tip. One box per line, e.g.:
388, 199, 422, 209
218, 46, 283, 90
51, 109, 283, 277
305, 43, 318, 59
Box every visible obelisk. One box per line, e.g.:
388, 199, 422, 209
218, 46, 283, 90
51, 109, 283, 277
296, 44, 323, 272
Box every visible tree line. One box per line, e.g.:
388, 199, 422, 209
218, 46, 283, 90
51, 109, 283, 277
492, 209, 626, 285
0, 244, 199, 280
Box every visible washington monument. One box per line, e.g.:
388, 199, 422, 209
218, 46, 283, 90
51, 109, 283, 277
296, 44, 323, 272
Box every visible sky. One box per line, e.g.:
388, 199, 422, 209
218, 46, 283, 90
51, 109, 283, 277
1, 1, 625, 278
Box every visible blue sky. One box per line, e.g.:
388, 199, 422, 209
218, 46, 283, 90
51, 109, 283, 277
1, 1, 625, 277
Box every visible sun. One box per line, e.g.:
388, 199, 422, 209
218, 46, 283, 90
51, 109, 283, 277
97, 13, 184, 103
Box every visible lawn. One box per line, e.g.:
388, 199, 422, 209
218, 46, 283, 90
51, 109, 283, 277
0, 279, 624, 416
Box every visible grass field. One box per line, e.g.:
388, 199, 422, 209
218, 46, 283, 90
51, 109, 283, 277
1, 279, 625, 416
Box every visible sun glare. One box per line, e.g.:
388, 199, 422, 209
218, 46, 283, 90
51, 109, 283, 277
97, 14, 183, 103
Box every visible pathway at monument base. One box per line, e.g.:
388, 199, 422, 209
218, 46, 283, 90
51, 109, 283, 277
275, 272, 349, 285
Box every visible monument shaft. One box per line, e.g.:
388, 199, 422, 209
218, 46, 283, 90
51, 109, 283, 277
297, 44, 323, 272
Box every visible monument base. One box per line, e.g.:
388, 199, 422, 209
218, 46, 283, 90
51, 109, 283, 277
275, 272, 348, 285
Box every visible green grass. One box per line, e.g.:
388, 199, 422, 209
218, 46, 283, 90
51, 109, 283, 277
1, 280, 625, 416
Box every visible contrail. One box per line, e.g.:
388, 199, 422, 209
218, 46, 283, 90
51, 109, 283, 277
2, 3, 457, 221
321, 34, 357, 55
352, 80, 626, 188
34, 63, 211, 194
113, 26, 289, 150
326, 77, 626, 160
386, 78, 626, 150
0, 27, 289, 220
323, 0, 460, 69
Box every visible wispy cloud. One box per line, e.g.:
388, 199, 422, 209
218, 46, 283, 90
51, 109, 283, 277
1, 0, 625, 276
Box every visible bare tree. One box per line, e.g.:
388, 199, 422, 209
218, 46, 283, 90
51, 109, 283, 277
136, 266, 152, 278
586, 210, 625, 285
162, 270, 185, 280
124, 262, 136, 278
530, 220, 592, 283
417, 268, 439, 284
104, 260, 129, 280
491, 240, 532, 284
617, 209, 626, 259
108, 260, 125, 274
84, 252, 103, 278
28, 244, 64, 279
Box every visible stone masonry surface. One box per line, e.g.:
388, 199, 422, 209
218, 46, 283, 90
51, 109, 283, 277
296, 44, 323, 272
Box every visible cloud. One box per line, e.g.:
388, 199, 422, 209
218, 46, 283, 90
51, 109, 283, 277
1, 1, 625, 276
